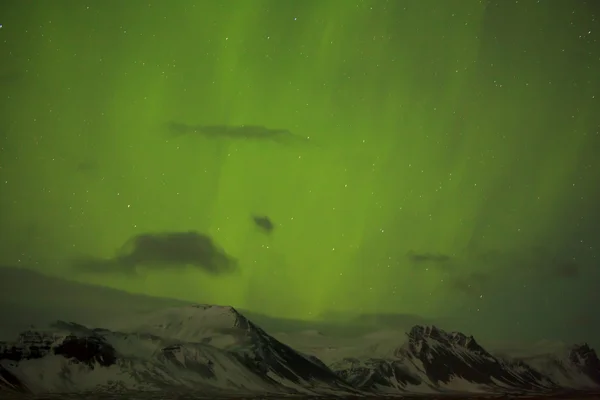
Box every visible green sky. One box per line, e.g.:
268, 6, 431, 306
1, 0, 599, 342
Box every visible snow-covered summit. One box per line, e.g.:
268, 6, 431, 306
404, 325, 488, 356
2, 307, 600, 397
334, 324, 593, 394
0, 305, 354, 396
513, 342, 600, 389
119, 304, 254, 346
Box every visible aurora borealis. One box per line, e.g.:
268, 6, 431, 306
1, 1, 599, 344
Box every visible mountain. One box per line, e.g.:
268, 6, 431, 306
0, 266, 189, 340
331, 325, 600, 395
115, 304, 354, 394
0, 305, 356, 396
2, 311, 599, 397
511, 342, 600, 389
0, 276, 599, 398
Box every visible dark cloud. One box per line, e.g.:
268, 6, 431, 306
473, 247, 582, 281
252, 215, 274, 234
75, 159, 98, 173
410, 246, 584, 297
448, 272, 489, 296
406, 251, 452, 265
0, 70, 22, 86
165, 121, 314, 145
72, 231, 237, 275
553, 261, 579, 279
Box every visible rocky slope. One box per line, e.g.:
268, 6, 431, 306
1, 307, 599, 396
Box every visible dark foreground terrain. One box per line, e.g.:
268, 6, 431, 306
3, 392, 600, 400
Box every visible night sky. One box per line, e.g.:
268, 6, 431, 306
0, 1, 599, 345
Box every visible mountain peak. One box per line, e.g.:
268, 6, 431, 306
569, 343, 600, 384
116, 304, 255, 344
185, 304, 251, 330
407, 325, 486, 354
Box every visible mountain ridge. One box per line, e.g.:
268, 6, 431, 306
1, 304, 599, 396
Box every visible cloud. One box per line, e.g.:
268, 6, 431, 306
72, 231, 237, 275
448, 272, 489, 296
553, 261, 579, 279
408, 246, 583, 297
252, 215, 274, 234
473, 247, 582, 280
406, 251, 452, 266
165, 122, 310, 144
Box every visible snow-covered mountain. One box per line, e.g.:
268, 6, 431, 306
509, 342, 600, 389
1, 305, 599, 397
331, 325, 600, 395
0, 305, 356, 396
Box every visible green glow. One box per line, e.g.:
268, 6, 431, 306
1, 1, 598, 323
